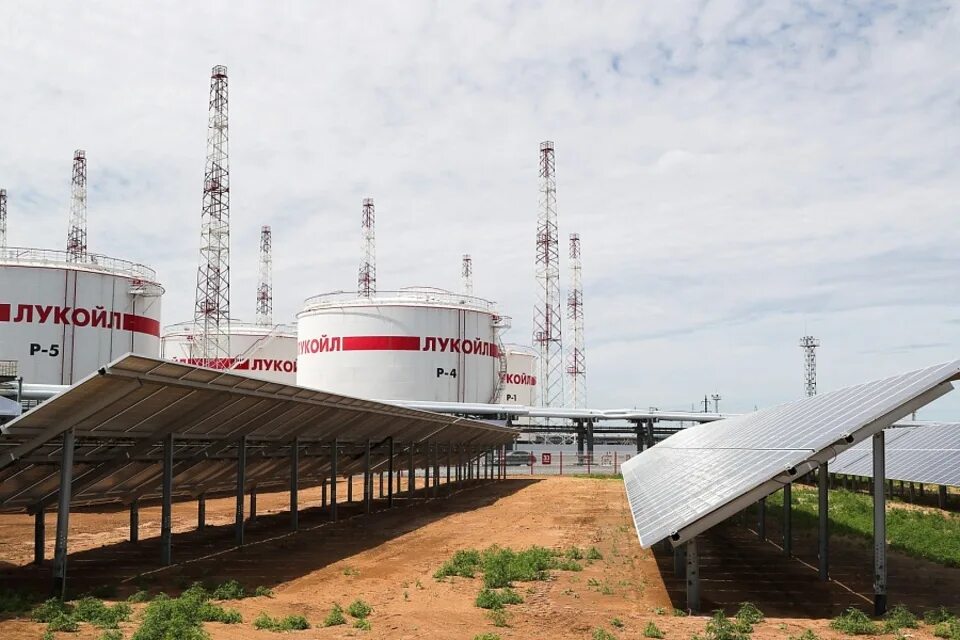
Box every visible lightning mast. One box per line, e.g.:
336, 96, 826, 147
358, 198, 376, 297
534, 141, 563, 408
800, 335, 820, 397
192, 65, 231, 365
66, 150, 87, 262
461, 254, 473, 296
566, 233, 585, 408
256, 225, 272, 326
0, 189, 7, 249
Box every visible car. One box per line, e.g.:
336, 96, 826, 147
498, 450, 534, 466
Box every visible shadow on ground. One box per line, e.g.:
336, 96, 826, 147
652, 516, 960, 618
0, 478, 538, 604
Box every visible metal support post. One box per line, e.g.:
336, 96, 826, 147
346, 475, 352, 502
873, 431, 887, 615
432, 443, 439, 498
290, 438, 299, 531
673, 543, 686, 577
198, 494, 206, 531
34, 505, 45, 565
161, 433, 173, 566
447, 443, 452, 488
939, 485, 948, 509
249, 486, 257, 523
408, 444, 415, 494
783, 483, 792, 556
330, 438, 338, 521
457, 445, 463, 482
129, 500, 139, 543
322, 479, 328, 507
758, 497, 766, 540
819, 462, 829, 580
235, 435, 246, 546
388, 437, 394, 508
635, 422, 643, 453
686, 537, 700, 613
364, 439, 372, 514
379, 471, 384, 499
586, 421, 595, 459
52, 428, 75, 599
576, 421, 585, 461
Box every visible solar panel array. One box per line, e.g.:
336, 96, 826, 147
831, 422, 960, 486
0, 354, 516, 511
621, 360, 960, 548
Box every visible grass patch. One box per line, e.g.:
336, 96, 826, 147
593, 628, 618, 640
926, 608, 956, 625
322, 604, 346, 627
644, 621, 664, 638
488, 609, 509, 627
210, 580, 245, 600
254, 612, 310, 631
883, 604, 918, 632
611, 617, 625, 628
31, 598, 72, 623
789, 630, 820, 640
435, 549, 482, 579
47, 612, 80, 632
830, 608, 880, 635
564, 546, 584, 560
127, 591, 151, 603
586, 546, 604, 561
342, 566, 360, 577
0, 588, 34, 615
129, 587, 240, 640
473, 635, 501, 640
934, 619, 960, 640
736, 602, 764, 626
347, 599, 373, 619
254, 586, 274, 598
98, 630, 123, 640
73, 597, 132, 628
696, 611, 749, 640
475, 588, 523, 610
766, 488, 960, 567
353, 618, 371, 631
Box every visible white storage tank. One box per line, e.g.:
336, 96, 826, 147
497, 344, 538, 406
297, 288, 507, 402
0, 247, 163, 385
160, 321, 298, 384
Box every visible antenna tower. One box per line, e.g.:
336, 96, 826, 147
358, 198, 376, 297
192, 65, 231, 365
800, 335, 820, 397
534, 141, 563, 408
461, 254, 473, 296
566, 233, 585, 408
256, 225, 273, 326
0, 189, 6, 248
66, 149, 87, 262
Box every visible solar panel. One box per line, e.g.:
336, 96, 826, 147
0, 354, 516, 511
621, 360, 960, 548
831, 422, 960, 486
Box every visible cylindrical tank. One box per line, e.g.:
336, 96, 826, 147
297, 288, 504, 402
160, 321, 298, 384
0, 247, 163, 385
497, 344, 538, 406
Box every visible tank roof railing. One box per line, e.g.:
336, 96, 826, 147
0, 246, 158, 282
163, 319, 297, 334
303, 288, 498, 313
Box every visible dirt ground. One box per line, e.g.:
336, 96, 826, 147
0, 476, 958, 639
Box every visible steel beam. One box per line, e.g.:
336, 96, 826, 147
34, 504, 45, 565
160, 433, 173, 565
940, 485, 948, 509
432, 443, 439, 498
783, 483, 792, 556
52, 428, 75, 599
446, 442, 452, 488
819, 463, 829, 580
686, 537, 700, 613
408, 444, 415, 494
330, 439, 338, 522
758, 497, 766, 540
873, 431, 887, 615
364, 439, 372, 514
387, 438, 394, 507
197, 494, 206, 531
249, 486, 257, 523
290, 438, 299, 531
235, 435, 246, 546
673, 543, 686, 578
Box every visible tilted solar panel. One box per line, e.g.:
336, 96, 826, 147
621, 360, 960, 547
831, 422, 960, 486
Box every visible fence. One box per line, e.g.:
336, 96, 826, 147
499, 451, 630, 476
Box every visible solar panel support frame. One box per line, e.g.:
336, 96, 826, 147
669, 382, 951, 547
818, 462, 829, 580
873, 431, 887, 615
686, 537, 700, 613
290, 438, 299, 531
52, 427, 75, 599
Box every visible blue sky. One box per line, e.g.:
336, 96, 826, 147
2, 1, 959, 416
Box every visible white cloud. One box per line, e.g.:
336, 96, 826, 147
1, 0, 959, 417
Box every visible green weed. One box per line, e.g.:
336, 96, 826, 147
934, 619, 960, 640
673, 608, 688, 617
565, 546, 584, 560
611, 617, 625, 628
702, 611, 749, 640
926, 608, 956, 625
130, 588, 238, 640
73, 597, 132, 628
0, 588, 34, 615
47, 612, 80, 632
644, 621, 664, 638
830, 608, 880, 635
883, 604, 918, 632
253, 586, 274, 598
434, 549, 481, 579
587, 546, 604, 561
211, 580, 245, 600
98, 630, 123, 640
788, 630, 820, 640
127, 591, 151, 603
488, 608, 509, 627
347, 599, 373, 619
475, 588, 524, 610
254, 612, 310, 631
322, 604, 346, 627
593, 628, 618, 640
473, 634, 501, 640
31, 598, 72, 623
736, 602, 764, 626
353, 618, 372, 631
342, 566, 360, 577
653, 607, 666, 615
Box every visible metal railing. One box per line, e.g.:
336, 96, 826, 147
303, 287, 497, 313
499, 450, 630, 476
0, 246, 158, 281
